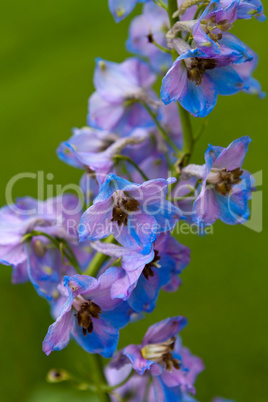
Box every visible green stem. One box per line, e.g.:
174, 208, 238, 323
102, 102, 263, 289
88, 354, 110, 402
114, 154, 149, 181
178, 104, 194, 165
140, 101, 181, 155
167, 0, 194, 167
152, 41, 172, 54
84, 235, 114, 277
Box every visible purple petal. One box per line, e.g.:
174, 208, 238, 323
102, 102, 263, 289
43, 310, 74, 355
211, 136, 251, 170
79, 197, 113, 242
142, 316, 188, 346
193, 187, 220, 226
123, 344, 162, 375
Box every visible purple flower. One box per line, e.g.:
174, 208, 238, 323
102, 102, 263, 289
79, 174, 182, 255
0, 194, 83, 282
161, 39, 249, 117
126, 2, 172, 73
109, 317, 204, 400
182, 136, 253, 226
43, 269, 132, 357
0, 194, 94, 310
108, 0, 149, 22
92, 232, 190, 312
88, 58, 159, 136
57, 126, 147, 183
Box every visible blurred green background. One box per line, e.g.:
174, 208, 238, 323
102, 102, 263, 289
0, 0, 267, 401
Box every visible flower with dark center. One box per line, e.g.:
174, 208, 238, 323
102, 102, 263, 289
187, 57, 217, 86
215, 167, 243, 196
75, 300, 102, 336
182, 136, 253, 226
43, 270, 132, 357
80, 174, 182, 255
111, 197, 140, 227
143, 250, 161, 280
91, 233, 190, 313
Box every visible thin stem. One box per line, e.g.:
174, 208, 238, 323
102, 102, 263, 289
152, 41, 172, 54
84, 235, 114, 277
178, 103, 194, 165
167, 0, 194, 167
167, 0, 180, 24
114, 154, 149, 181
194, 116, 209, 141
88, 354, 110, 402
140, 101, 181, 155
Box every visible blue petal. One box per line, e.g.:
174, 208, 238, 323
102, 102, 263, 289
109, 0, 139, 22
206, 65, 244, 95
153, 376, 183, 402
73, 318, 119, 358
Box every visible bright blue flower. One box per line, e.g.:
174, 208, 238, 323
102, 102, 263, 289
79, 174, 183, 255
182, 136, 253, 226
43, 269, 132, 357
88, 58, 160, 136
92, 233, 190, 312
161, 40, 250, 117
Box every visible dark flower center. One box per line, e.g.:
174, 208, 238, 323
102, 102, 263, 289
187, 57, 217, 86
143, 250, 161, 280
75, 300, 102, 336
214, 167, 243, 196
111, 197, 140, 227
141, 337, 180, 372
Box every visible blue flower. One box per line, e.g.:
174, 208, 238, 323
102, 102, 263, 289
126, 2, 172, 73
57, 126, 148, 184
92, 232, 190, 312
161, 39, 249, 117
88, 58, 159, 136
79, 174, 183, 255
43, 269, 132, 357
182, 136, 253, 226
109, 317, 204, 400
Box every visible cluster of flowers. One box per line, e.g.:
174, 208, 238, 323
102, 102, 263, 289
1, 0, 264, 400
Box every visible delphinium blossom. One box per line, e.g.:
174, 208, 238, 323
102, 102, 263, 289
43, 269, 132, 357
88, 58, 160, 136
109, 317, 204, 400
0, 195, 92, 306
1, 0, 265, 400
91, 233, 190, 312
79, 174, 183, 254
181, 136, 253, 226
126, 2, 172, 74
